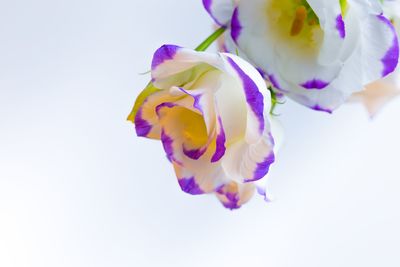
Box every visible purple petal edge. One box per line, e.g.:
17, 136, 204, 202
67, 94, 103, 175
268, 73, 281, 90
256, 186, 271, 202
135, 108, 152, 137
223, 192, 240, 210
202, 0, 224, 26
151, 45, 181, 71
161, 130, 175, 162
300, 79, 330, 90
377, 15, 399, 77
256, 68, 282, 90
336, 14, 346, 39
203, 0, 212, 12
183, 146, 207, 160
178, 87, 203, 114
227, 57, 265, 134
245, 152, 275, 183
312, 104, 333, 114
179, 177, 204, 195
216, 187, 240, 210
231, 8, 242, 43
155, 102, 176, 116
211, 117, 226, 163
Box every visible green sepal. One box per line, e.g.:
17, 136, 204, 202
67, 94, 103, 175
269, 86, 285, 116
127, 82, 161, 123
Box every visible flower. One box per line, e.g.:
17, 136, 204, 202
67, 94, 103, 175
128, 45, 276, 209
203, 0, 399, 113
350, 74, 400, 117
350, 0, 400, 117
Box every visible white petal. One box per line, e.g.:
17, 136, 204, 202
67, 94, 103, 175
221, 120, 275, 184
151, 45, 223, 86
202, 0, 236, 26
221, 53, 269, 143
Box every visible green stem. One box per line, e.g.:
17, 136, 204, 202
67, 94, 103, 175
195, 27, 226, 52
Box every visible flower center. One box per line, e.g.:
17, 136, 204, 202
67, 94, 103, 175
290, 1, 319, 36
160, 106, 208, 150
266, 0, 323, 55
181, 110, 208, 148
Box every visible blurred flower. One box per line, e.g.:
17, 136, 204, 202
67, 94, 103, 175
203, 0, 399, 113
128, 45, 277, 209
350, 74, 400, 117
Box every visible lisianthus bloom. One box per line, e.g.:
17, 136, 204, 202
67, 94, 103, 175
203, 0, 399, 112
350, 0, 400, 117
128, 45, 276, 209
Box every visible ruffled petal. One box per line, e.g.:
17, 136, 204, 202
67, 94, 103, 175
222, 54, 268, 143
172, 157, 228, 195
170, 86, 217, 135
134, 86, 208, 139
151, 45, 223, 87
221, 126, 275, 184
211, 116, 226, 162
156, 103, 228, 195
134, 90, 175, 139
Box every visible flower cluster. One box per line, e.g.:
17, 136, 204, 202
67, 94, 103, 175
129, 0, 399, 209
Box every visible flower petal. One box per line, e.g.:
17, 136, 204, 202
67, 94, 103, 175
221, 127, 275, 184
211, 116, 226, 163
172, 160, 227, 195
202, 0, 236, 26
134, 87, 207, 139
222, 53, 268, 143
151, 45, 222, 86
215, 181, 256, 210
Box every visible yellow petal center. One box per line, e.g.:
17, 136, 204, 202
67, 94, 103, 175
159, 106, 208, 150
266, 0, 323, 55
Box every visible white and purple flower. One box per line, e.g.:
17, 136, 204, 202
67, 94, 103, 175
203, 0, 399, 112
129, 45, 276, 209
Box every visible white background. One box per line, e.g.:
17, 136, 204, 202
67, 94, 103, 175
1, 1, 400, 266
